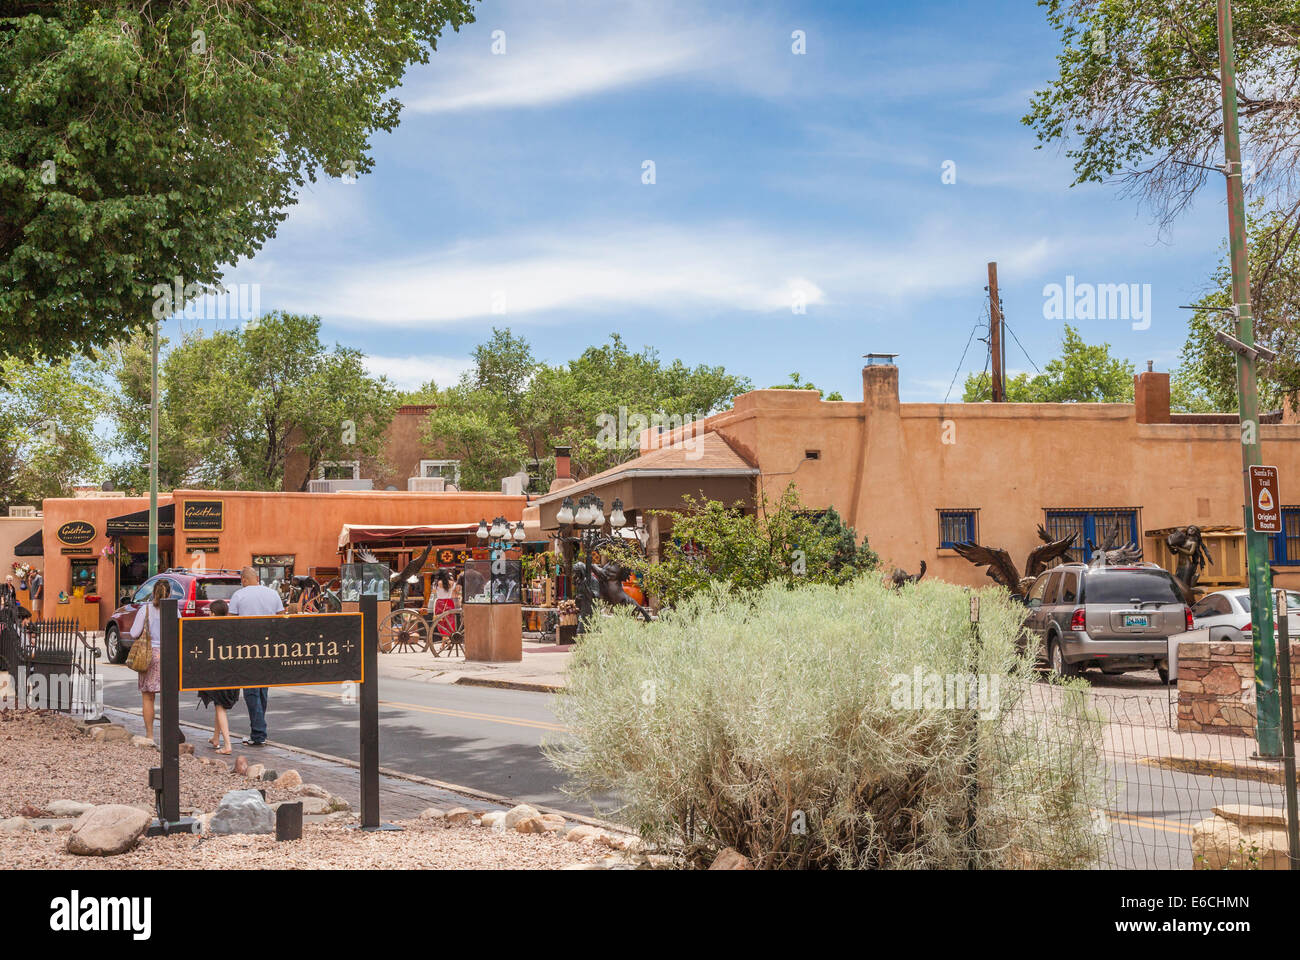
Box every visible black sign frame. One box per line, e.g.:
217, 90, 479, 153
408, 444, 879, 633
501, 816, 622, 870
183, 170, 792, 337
178, 612, 363, 691
55, 520, 96, 546
182, 499, 224, 532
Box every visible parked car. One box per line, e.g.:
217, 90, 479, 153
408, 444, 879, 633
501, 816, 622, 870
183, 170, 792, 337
1022, 562, 1193, 683
1190, 588, 1300, 643
103, 568, 243, 663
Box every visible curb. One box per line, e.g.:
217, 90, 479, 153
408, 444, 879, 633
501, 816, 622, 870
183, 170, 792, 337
1138, 754, 1300, 786
454, 676, 563, 694
102, 705, 628, 837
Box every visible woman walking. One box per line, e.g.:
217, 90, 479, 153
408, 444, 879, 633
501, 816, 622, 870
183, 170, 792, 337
129, 579, 169, 742
198, 599, 238, 753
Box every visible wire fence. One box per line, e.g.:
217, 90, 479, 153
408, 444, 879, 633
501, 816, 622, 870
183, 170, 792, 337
991, 677, 1295, 870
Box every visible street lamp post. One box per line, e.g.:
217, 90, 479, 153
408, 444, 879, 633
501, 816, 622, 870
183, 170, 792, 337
555, 495, 638, 633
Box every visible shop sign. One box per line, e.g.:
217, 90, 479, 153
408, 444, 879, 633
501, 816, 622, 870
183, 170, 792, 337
182, 499, 224, 532
1249, 466, 1281, 534
252, 554, 295, 566
179, 612, 363, 690
60, 547, 94, 555
56, 521, 96, 546
187, 536, 220, 546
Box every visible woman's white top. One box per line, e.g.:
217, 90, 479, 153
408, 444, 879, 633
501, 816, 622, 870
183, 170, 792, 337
130, 604, 163, 648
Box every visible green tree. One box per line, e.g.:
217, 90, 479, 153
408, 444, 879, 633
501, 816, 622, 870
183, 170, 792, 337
962, 325, 1134, 402
610, 486, 878, 608
1025, 0, 1300, 244
424, 329, 751, 488
1179, 207, 1300, 412
769, 372, 844, 401
0, 0, 474, 360
0, 352, 107, 509
106, 313, 397, 491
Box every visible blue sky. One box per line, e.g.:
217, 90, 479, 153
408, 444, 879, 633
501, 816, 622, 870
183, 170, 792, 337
206, 0, 1233, 403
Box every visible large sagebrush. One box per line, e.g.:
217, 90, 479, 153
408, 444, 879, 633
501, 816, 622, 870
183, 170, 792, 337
546, 576, 1107, 869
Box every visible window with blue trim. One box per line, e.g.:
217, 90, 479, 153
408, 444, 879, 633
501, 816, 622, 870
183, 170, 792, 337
938, 510, 977, 548
1044, 508, 1140, 563
1270, 507, 1300, 565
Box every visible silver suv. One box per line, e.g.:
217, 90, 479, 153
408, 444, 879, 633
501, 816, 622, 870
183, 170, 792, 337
1023, 562, 1193, 683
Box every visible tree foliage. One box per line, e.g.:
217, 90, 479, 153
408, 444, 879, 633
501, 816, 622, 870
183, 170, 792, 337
423, 329, 751, 490
0, 0, 474, 360
1025, 0, 1300, 240
962, 325, 1135, 402
105, 313, 397, 492
768, 371, 844, 401
0, 351, 107, 509
610, 486, 879, 608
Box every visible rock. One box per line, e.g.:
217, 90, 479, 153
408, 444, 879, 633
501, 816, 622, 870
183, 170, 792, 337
418, 808, 446, 820
709, 847, 752, 870
1214, 804, 1287, 828
234, 756, 249, 776
0, 817, 31, 833
481, 811, 506, 831
178, 743, 195, 756
503, 803, 540, 829
298, 796, 331, 816
66, 805, 152, 857
208, 789, 275, 836
323, 811, 356, 824
514, 816, 547, 834
16, 803, 42, 819
274, 770, 303, 789
44, 799, 94, 818
444, 807, 473, 825
325, 795, 350, 813
88, 724, 130, 743
130, 735, 156, 749
294, 783, 331, 800
245, 763, 265, 780
259, 768, 277, 782
564, 824, 604, 843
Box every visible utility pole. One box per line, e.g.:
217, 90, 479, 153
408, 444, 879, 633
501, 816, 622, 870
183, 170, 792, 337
149, 318, 159, 578
1217, 0, 1280, 757
987, 261, 1004, 402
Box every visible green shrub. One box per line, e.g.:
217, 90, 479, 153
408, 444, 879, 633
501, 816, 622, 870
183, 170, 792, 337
546, 575, 1107, 869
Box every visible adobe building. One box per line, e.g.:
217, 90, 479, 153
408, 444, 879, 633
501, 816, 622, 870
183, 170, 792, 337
33, 488, 525, 630
535, 361, 1300, 591
284, 403, 460, 492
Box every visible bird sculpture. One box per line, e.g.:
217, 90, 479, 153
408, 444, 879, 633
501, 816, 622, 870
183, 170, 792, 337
889, 560, 927, 589
952, 525, 1077, 595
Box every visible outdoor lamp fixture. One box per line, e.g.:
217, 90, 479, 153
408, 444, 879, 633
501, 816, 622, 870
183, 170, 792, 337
609, 498, 626, 528
513, 521, 527, 543
476, 519, 489, 542
556, 497, 575, 526
490, 516, 508, 540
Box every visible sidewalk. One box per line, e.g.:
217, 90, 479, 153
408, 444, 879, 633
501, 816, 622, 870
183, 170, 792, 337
378, 641, 573, 693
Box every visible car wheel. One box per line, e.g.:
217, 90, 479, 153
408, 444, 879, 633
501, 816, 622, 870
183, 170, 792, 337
1049, 637, 1079, 679
105, 625, 126, 664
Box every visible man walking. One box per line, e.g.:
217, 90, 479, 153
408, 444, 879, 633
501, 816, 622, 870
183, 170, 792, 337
227, 566, 284, 746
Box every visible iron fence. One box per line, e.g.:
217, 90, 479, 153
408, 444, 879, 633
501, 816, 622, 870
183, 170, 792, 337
0, 605, 100, 719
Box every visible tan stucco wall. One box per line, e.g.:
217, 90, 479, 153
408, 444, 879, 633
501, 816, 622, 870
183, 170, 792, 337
648, 368, 1300, 590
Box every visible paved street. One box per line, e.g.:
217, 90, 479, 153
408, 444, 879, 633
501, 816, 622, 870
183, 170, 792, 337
99, 662, 615, 819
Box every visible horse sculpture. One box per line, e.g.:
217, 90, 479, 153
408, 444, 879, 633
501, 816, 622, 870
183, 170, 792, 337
573, 559, 651, 622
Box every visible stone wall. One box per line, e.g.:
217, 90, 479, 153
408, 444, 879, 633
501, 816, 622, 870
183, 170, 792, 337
1177, 640, 1300, 737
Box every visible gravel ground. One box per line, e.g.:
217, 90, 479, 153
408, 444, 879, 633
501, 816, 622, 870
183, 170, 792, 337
2, 820, 600, 870
0, 710, 295, 817
0, 711, 609, 870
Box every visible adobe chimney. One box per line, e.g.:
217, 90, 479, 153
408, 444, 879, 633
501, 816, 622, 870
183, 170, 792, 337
548, 446, 575, 494
1134, 368, 1171, 424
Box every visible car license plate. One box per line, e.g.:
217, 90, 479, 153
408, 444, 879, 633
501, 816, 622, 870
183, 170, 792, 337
1124, 614, 1149, 628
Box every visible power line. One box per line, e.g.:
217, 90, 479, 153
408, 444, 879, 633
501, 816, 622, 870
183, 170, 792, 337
944, 309, 987, 403
1002, 318, 1040, 375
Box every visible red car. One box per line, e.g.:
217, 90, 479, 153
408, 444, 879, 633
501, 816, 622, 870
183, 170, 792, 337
104, 568, 244, 663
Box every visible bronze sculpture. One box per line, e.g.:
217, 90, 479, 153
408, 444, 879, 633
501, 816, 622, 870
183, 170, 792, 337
953, 525, 1077, 594
574, 559, 651, 621
890, 561, 927, 589
1086, 525, 1142, 566
1166, 524, 1213, 599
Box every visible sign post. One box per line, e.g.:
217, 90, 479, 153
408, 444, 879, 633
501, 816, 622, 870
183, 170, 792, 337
359, 595, 382, 829
147, 598, 190, 835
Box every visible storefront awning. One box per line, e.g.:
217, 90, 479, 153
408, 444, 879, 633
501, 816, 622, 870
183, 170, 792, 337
13, 529, 43, 556
338, 523, 478, 549
105, 503, 175, 536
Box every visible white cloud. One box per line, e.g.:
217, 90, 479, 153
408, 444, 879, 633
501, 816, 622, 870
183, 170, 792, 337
364, 354, 473, 391
223, 220, 1072, 329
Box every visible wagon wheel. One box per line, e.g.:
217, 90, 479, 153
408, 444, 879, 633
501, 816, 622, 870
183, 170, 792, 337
379, 608, 429, 654
427, 607, 464, 658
